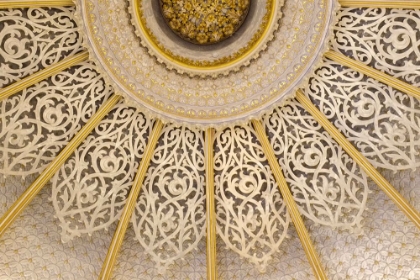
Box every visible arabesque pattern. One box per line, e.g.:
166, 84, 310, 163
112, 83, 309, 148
51, 102, 154, 242
263, 99, 369, 231
1, 4, 420, 280
333, 7, 420, 86
305, 59, 420, 170
214, 126, 290, 272
131, 125, 206, 273
0, 7, 83, 87
0, 61, 113, 177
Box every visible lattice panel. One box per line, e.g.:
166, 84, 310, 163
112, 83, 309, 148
51, 102, 154, 242
333, 7, 420, 86
263, 99, 369, 231
214, 125, 290, 272
0, 7, 83, 87
0, 61, 113, 177
131, 125, 206, 273
305, 59, 420, 170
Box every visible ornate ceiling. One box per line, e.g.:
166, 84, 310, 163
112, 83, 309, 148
1, 1, 420, 279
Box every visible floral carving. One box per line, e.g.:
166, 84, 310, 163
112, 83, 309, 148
0, 61, 112, 177
131, 125, 206, 273
214, 126, 290, 272
51, 103, 154, 242
263, 100, 369, 231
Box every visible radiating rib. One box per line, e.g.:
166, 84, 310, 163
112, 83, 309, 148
324, 51, 420, 100
99, 120, 163, 280
0, 94, 121, 237
0, 0, 74, 8
338, 0, 420, 8
296, 89, 420, 229
251, 120, 327, 280
205, 128, 217, 280
0, 51, 88, 102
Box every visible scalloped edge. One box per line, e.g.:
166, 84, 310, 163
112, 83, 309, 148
73, 0, 340, 131
127, 0, 285, 79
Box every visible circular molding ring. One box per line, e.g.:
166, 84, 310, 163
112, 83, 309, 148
76, 0, 339, 128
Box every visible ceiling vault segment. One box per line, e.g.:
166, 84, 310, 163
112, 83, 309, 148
0, 0, 74, 8
296, 89, 420, 229
99, 120, 164, 280
251, 120, 328, 280
0, 51, 88, 102
205, 128, 217, 280
0, 94, 121, 237
325, 50, 420, 100
338, 0, 420, 8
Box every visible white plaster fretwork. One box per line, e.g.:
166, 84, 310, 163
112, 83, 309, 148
305, 59, 420, 170
333, 7, 420, 86
131, 125, 206, 273
51, 102, 154, 242
214, 126, 290, 272
0, 7, 83, 88
264, 100, 369, 231
0, 61, 113, 177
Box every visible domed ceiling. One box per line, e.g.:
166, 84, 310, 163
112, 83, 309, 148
1, 1, 420, 279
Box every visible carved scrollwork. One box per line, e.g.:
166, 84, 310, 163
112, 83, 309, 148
51, 102, 154, 242
214, 126, 290, 272
306, 59, 420, 170
131, 125, 206, 273
263, 100, 369, 231
0, 7, 83, 87
333, 7, 420, 86
0, 61, 113, 177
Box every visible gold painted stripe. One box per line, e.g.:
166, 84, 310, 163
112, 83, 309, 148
252, 120, 328, 280
296, 90, 420, 229
338, 0, 420, 8
0, 94, 121, 237
0, 51, 88, 102
325, 51, 420, 100
99, 120, 164, 280
0, 0, 74, 8
205, 128, 217, 280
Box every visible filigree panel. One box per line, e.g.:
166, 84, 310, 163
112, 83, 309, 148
214, 126, 290, 272
263, 100, 369, 231
51, 102, 154, 242
333, 8, 420, 86
0, 61, 113, 177
305, 59, 420, 170
131, 125, 206, 273
0, 7, 83, 87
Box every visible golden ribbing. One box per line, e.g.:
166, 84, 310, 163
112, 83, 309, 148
99, 120, 164, 280
205, 128, 217, 280
338, 0, 420, 8
325, 51, 420, 100
0, 0, 74, 8
0, 94, 121, 237
251, 120, 328, 280
296, 90, 420, 230
0, 51, 88, 102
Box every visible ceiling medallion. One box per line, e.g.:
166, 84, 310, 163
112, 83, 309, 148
160, 0, 251, 45
76, 0, 338, 127
130, 0, 282, 76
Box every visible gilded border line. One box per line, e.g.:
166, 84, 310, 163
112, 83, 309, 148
205, 128, 217, 280
0, 51, 88, 102
296, 89, 420, 229
251, 119, 328, 280
0, 94, 121, 237
99, 120, 164, 280
325, 51, 420, 100
0, 0, 74, 8
339, 0, 420, 8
